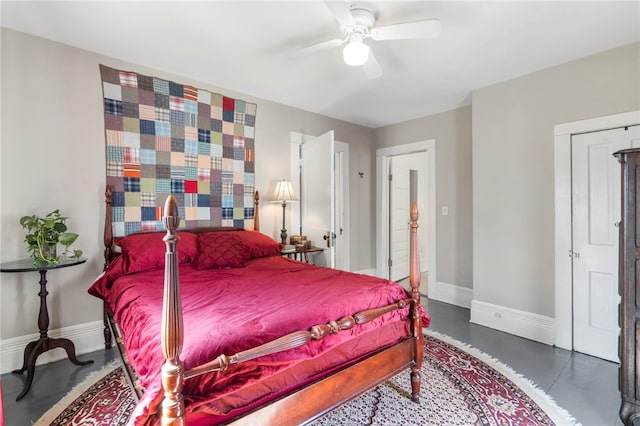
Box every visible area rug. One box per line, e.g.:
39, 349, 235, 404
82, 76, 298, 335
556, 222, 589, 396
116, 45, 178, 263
35, 332, 579, 425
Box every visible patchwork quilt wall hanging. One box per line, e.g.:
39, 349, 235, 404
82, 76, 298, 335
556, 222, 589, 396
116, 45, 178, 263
99, 65, 257, 237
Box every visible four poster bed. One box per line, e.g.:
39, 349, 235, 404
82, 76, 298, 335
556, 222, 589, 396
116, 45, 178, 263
89, 185, 428, 425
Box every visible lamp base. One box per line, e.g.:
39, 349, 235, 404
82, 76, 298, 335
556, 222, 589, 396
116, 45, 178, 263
281, 201, 288, 245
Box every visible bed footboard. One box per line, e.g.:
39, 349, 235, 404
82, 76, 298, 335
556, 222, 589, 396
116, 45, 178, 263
158, 196, 423, 424
232, 339, 416, 425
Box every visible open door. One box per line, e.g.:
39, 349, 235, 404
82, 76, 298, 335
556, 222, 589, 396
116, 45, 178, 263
301, 131, 335, 267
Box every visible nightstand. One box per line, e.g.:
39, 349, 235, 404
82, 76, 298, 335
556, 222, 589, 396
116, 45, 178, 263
0, 257, 94, 401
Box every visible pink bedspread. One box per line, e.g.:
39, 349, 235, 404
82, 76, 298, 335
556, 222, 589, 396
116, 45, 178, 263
89, 256, 429, 424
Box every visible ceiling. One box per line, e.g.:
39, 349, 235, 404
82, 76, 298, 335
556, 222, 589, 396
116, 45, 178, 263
2, 1, 639, 128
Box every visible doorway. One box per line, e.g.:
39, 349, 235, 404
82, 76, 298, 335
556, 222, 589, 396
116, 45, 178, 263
388, 152, 427, 281
554, 111, 640, 359
290, 131, 349, 270
376, 140, 436, 295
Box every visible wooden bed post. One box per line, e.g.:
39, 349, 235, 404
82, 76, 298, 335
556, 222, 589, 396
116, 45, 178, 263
409, 202, 424, 403
103, 184, 114, 271
103, 185, 114, 350
161, 195, 186, 425
254, 191, 260, 231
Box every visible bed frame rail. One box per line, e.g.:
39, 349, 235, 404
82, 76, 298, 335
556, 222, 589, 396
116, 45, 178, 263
185, 298, 412, 380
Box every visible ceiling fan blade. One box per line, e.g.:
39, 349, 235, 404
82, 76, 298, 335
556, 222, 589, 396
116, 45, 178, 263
363, 48, 383, 79
289, 38, 345, 59
325, 1, 355, 29
371, 19, 441, 41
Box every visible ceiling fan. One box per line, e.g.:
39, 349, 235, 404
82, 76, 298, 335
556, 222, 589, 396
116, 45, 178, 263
292, 2, 442, 79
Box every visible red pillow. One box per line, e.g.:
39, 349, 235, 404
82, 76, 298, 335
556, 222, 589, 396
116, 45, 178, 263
195, 232, 245, 269
117, 231, 198, 274
236, 230, 282, 259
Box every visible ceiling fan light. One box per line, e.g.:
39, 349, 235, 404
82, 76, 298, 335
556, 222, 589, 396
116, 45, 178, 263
343, 41, 369, 66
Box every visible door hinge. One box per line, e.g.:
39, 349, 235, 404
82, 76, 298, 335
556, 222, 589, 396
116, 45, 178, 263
388, 173, 392, 181
388, 258, 392, 267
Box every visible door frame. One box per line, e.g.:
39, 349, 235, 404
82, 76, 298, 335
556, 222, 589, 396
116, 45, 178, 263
554, 110, 640, 351
290, 131, 350, 270
376, 140, 436, 291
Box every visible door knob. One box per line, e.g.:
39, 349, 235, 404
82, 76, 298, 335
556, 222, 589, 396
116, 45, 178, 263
323, 231, 331, 248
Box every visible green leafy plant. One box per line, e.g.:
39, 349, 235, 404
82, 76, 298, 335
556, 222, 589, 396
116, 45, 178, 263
19, 209, 83, 265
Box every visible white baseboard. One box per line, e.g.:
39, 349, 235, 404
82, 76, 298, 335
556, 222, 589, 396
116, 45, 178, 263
470, 299, 555, 346
0, 320, 106, 374
428, 281, 473, 309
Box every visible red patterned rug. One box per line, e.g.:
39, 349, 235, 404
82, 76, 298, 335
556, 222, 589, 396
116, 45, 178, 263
35, 332, 578, 425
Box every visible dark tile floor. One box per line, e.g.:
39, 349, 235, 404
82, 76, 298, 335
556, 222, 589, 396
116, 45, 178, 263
424, 299, 621, 426
1, 346, 117, 425
0, 299, 621, 425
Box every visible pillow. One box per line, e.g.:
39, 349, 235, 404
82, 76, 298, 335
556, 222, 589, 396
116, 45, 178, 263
236, 230, 282, 259
195, 232, 245, 269
117, 231, 198, 274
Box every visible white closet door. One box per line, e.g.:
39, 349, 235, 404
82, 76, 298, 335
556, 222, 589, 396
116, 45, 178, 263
572, 126, 639, 361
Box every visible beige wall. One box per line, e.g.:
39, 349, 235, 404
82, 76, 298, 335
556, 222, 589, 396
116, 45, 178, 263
0, 28, 375, 341
375, 106, 473, 288
472, 42, 640, 317
2, 27, 637, 355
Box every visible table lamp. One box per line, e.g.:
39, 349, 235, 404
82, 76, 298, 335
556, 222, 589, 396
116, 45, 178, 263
272, 179, 298, 245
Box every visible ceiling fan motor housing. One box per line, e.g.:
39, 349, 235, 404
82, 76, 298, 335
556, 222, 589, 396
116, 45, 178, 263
344, 7, 376, 39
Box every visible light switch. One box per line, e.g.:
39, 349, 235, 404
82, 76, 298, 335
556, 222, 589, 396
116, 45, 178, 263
442, 206, 449, 216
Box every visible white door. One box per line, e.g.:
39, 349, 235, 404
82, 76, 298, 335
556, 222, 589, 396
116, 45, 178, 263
333, 145, 349, 271
388, 152, 428, 282
301, 131, 335, 267
572, 126, 640, 362
389, 156, 411, 281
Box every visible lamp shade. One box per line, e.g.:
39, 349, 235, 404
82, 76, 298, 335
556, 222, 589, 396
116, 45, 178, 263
343, 40, 369, 66
272, 179, 298, 202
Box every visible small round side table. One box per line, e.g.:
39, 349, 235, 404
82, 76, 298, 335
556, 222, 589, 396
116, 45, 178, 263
0, 257, 94, 401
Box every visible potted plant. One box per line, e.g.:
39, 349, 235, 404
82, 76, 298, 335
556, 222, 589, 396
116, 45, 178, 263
19, 209, 83, 265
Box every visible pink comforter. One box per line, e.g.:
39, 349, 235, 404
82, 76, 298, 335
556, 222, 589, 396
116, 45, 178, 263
89, 255, 429, 424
